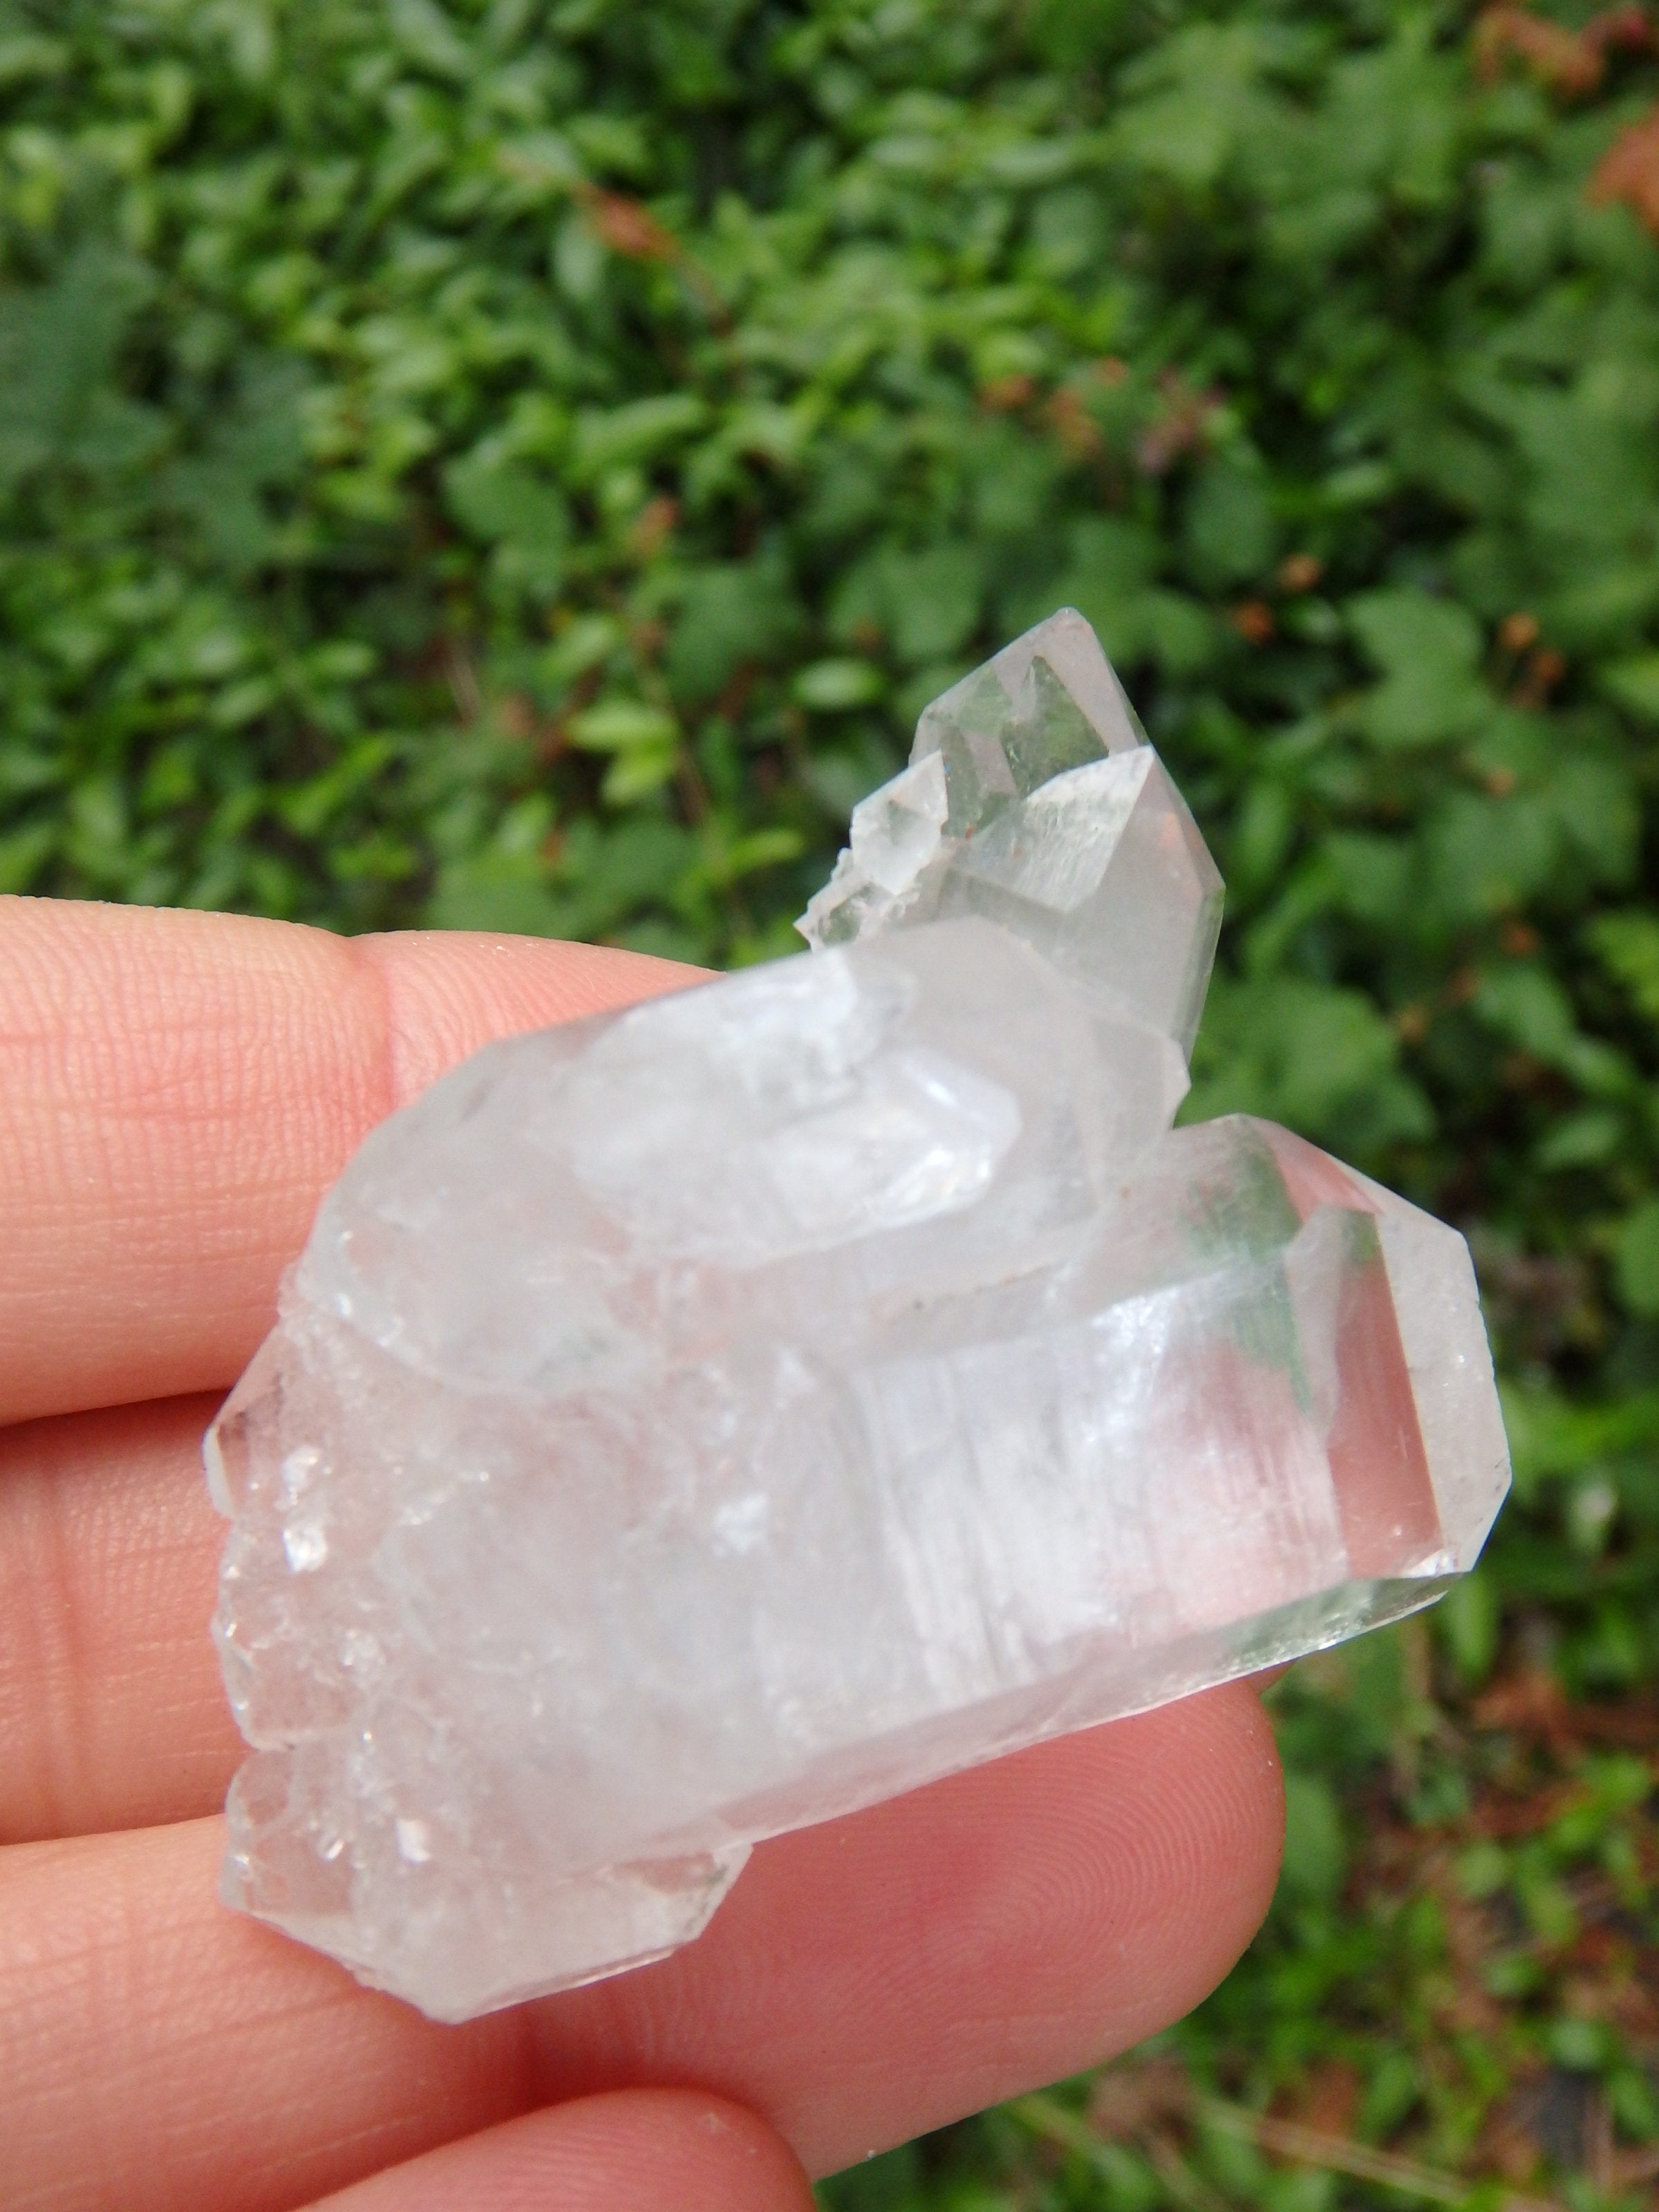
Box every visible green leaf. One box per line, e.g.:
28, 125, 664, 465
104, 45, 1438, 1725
1588, 910, 1659, 1024
493, 131, 581, 200
1113, 21, 1273, 191
1599, 653, 1659, 720
565, 112, 651, 180
1014, 517, 1160, 664
571, 395, 710, 482
444, 456, 571, 550
1187, 975, 1430, 1151
388, 0, 473, 79
1436, 1571, 1499, 1686
1475, 964, 1634, 1096
540, 617, 624, 697
0, 35, 69, 86
666, 559, 800, 704
1184, 456, 1277, 587
601, 746, 679, 804
567, 700, 679, 752
0, 243, 158, 491
1348, 588, 1487, 747
1279, 1772, 1347, 1904
0, 821, 55, 892
1533, 1107, 1625, 1172
882, 545, 983, 666
793, 657, 885, 710
1613, 1199, 1659, 1318
428, 852, 569, 937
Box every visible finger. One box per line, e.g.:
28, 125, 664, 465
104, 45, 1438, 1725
0, 1685, 1282, 2212
0, 899, 696, 1427
0, 1395, 233, 1842
303, 2092, 814, 2212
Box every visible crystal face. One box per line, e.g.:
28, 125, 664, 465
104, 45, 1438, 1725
207, 608, 1510, 2023
800, 612, 1221, 1053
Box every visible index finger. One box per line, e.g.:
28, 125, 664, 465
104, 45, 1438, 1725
0, 898, 695, 1427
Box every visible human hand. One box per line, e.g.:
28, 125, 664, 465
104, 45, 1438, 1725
0, 897, 1284, 2212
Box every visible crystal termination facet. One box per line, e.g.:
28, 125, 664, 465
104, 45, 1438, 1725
207, 608, 1510, 2022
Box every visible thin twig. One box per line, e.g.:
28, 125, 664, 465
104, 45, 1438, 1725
1010, 2088, 1571, 2212
444, 637, 481, 725
1146, 2127, 1232, 2212
1193, 2096, 1568, 2212
1013, 2095, 1233, 2212
1006, 2091, 1116, 2170
1611, 2139, 1659, 2187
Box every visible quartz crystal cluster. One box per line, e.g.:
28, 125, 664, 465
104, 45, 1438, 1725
207, 609, 1510, 2023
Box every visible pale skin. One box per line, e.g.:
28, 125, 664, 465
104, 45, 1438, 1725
0, 896, 1286, 2212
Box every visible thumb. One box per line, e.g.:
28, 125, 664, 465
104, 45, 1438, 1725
301, 2088, 818, 2212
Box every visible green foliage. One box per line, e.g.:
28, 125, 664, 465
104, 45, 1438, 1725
2, 1, 1658, 2202
827, 1619, 1659, 2210
0, 0, 1651, 1299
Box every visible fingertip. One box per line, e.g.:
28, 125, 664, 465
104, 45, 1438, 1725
540, 1678, 1285, 2178
303, 2090, 816, 2212
349, 931, 704, 1105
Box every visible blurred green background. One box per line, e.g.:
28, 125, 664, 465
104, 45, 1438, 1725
2, 0, 1656, 2202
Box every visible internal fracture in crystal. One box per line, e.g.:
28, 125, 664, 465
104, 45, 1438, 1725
207, 608, 1510, 2023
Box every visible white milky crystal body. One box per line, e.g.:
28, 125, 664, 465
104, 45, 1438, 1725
209, 609, 1510, 2023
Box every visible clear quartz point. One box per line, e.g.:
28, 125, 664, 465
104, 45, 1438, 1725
799, 609, 1221, 1053
209, 609, 1509, 2022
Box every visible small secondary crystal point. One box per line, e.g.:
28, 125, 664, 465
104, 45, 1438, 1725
207, 608, 1509, 2023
